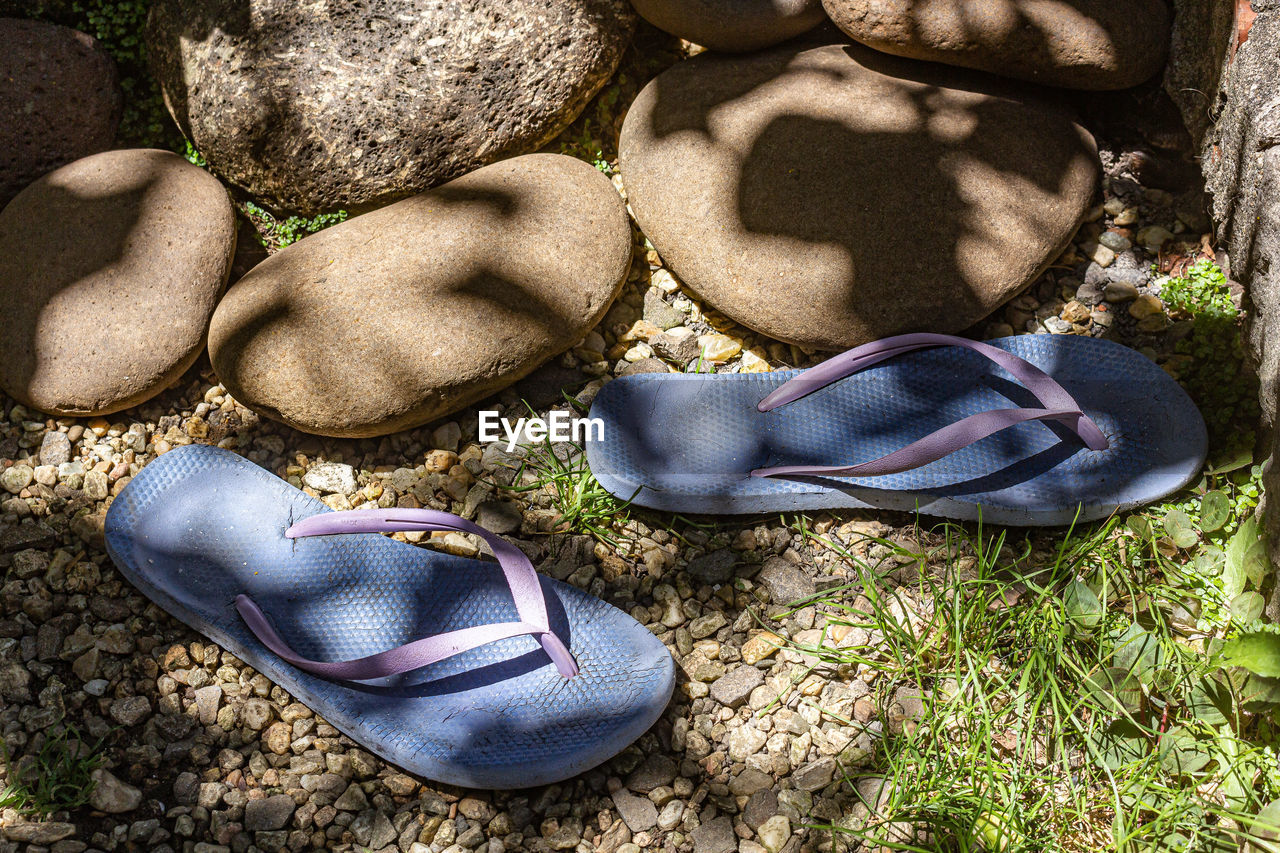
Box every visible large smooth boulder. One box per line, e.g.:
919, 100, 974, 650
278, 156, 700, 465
619, 43, 1099, 351
208, 154, 631, 438
821, 0, 1171, 91
0, 149, 236, 416
629, 0, 827, 52
0, 18, 121, 205
146, 0, 636, 215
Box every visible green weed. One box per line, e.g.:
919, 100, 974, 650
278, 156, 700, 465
498, 437, 635, 547
0, 724, 106, 817
1158, 260, 1260, 461
786, 498, 1278, 852
241, 201, 349, 250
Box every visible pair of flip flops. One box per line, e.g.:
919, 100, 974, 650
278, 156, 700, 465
588, 333, 1207, 525
105, 333, 1205, 790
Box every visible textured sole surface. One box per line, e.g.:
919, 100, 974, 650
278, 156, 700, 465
586, 336, 1207, 524
104, 445, 674, 789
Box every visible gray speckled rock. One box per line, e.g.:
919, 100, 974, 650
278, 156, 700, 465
822, 0, 1171, 90
0, 149, 236, 416
147, 0, 635, 215
0, 18, 121, 205
208, 154, 631, 438
629, 0, 826, 52
619, 43, 1099, 351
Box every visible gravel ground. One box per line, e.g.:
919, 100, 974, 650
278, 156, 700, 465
0, 48, 1221, 853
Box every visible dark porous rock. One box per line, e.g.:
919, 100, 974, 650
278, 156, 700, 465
209, 154, 631, 438
0, 149, 236, 416
0, 18, 121, 204
0, 521, 56, 552
822, 0, 1171, 90
629, 0, 827, 52
743, 788, 780, 829
620, 43, 1098, 351
1165, 0, 1237, 148
1204, 5, 1280, 603
147, 0, 635, 214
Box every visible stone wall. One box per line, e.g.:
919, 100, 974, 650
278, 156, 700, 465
1199, 1, 1280, 566
1165, 0, 1237, 147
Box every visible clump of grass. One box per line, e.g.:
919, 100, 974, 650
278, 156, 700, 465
0, 725, 106, 816
1158, 260, 1259, 460
789, 496, 1279, 853
500, 436, 634, 547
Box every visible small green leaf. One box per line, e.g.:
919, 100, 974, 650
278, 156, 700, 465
1201, 490, 1231, 532
1193, 546, 1226, 578
1221, 631, 1280, 678
1233, 591, 1266, 623
1228, 517, 1269, 590
1246, 800, 1280, 853
972, 811, 1020, 852
1127, 516, 1153, 540
1089, 718, 1148, 771
1163, 509, 1199, 549
1110, 623, 1164, 685
1209, 449, 1255, 475
1187, 677, 1231, 725
1085, 666, 1144, 714
1241, 674, 1280, 711
1158, 727, 1211, 775
1064, 579, 1103, 630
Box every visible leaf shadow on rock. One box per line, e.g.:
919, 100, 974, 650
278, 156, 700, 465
0, 162, 211, 416
209, 182, 625, 438
146, 0, 636, 214
830, 0, 1174, 91
633, 40, 1097, 351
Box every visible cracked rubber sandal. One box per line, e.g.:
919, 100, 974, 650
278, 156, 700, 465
104, 444, 674, 789
586, 333, 1207, 525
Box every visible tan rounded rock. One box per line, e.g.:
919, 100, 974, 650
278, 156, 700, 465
209, 154, 631, 438
821, 0, 1171, 91
619, 43, 1099, 351
0, 149, 236, 415
629, 0, 828, 52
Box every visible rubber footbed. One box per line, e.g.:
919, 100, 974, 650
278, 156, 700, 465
586, 335, 1207, 523
105, 444, 674, 789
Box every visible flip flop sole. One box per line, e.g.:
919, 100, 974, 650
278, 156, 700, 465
105, 444, 674, 789
586, 335, 1207, 524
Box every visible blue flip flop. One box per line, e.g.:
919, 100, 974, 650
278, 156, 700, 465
104, 444, 674, 789
586, 333, 1207, 525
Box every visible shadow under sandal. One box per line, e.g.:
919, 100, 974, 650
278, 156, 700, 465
586, 333, 1207, 524
104, 444, 674, 789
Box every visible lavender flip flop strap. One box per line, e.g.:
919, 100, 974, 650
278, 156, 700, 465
234, 508, 578, 681
751, 333, 1110, 479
